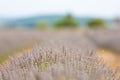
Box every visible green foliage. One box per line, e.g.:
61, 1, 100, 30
87, 18, 105, 28
54, 14, 79, 29
37, 21, 48, 29
39, 62, 49, 72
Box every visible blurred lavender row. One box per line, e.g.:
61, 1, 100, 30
0, 28, 120, 80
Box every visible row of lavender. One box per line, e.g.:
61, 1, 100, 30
0, 30, 120, 80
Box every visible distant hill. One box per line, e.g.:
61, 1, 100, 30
0, 15, 114, 28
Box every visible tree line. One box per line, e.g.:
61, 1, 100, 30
37, 14, 106, 29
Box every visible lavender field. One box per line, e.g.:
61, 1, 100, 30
0, 0, 119, 79
0, 28, 120, 80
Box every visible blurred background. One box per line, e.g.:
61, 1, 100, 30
0, 0, 120, 29
0, 0, 120, 70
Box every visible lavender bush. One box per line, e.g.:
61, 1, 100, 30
0, 29, 120, 80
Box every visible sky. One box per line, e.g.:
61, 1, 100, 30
0, 0, 120, 18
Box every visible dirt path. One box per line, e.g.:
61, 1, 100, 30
0, 44, 35, 64
97, 48, 120, 69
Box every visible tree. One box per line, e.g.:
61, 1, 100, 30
54, 14, 78, 29
37, 21, 48, 30
87, 18, 105, 28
